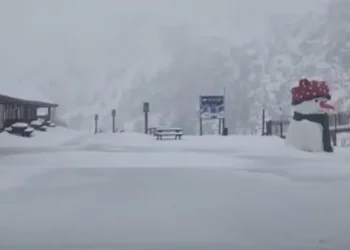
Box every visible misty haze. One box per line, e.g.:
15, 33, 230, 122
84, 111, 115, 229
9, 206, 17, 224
1, 0, 350, 250
0, 0, 338, 133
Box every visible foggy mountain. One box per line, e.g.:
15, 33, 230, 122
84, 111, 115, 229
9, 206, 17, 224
259, 0, 350, 124
2, 0, 346, 134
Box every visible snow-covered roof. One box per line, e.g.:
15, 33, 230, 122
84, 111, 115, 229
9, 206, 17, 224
0, 84, 56, 104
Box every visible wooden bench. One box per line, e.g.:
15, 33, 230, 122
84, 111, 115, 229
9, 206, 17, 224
30, 120, 47, 131
43, 120, 56, 127
154, 127, 183, 140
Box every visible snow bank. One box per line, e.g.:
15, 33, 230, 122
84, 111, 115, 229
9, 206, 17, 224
0, 126, 85, 148
76, 132, 350, 169
81, 132, 300, 155
1, 150, 247, 169
82, 132, 156, 147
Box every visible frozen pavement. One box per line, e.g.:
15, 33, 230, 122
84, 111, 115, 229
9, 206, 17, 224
1, 131, 350, 249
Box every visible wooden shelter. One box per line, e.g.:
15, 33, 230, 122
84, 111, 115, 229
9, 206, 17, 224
0, 94, 58, 131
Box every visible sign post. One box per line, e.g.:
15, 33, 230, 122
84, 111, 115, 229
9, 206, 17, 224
222, 87, 226, 133
94, 114, 99, 134
199, 95, 225, 135
262, 109, 265, 136
143, 102, 149, 134
111, 109, 116, 133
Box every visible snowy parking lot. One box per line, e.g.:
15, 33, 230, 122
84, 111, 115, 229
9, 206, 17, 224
1, 129, 350, 249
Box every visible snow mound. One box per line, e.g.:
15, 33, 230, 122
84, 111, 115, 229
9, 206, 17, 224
0, 126, 85, 149
79, 132, 346, 159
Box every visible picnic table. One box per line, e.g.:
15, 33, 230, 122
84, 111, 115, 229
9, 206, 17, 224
153, 127, 183, 140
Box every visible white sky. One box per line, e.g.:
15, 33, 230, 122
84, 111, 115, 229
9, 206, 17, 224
0, 0, 331, 83
0, 0, 330, 42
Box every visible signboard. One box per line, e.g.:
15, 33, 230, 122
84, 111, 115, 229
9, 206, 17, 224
143, 102, 149, 112
199, 95, 224, 119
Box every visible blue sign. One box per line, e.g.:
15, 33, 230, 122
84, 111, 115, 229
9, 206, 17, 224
200, 95, 224, 119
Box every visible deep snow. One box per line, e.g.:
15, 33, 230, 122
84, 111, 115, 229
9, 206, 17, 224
1, 129, 350, 249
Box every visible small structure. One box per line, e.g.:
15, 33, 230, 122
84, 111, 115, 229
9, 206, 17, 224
0, 93, 58, 132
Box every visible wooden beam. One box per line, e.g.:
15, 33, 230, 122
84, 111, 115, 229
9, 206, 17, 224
0, 94, 58, 108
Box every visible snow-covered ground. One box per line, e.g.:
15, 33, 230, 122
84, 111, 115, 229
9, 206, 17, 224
0, 127, 88, 155
1, 130, 350, 249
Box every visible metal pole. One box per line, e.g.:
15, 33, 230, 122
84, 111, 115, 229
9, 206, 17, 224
94, 114, 98, 134
111, 109, 116, 133
199, 95, 203, 136
222, 87, 226, 131
262, 109, 265, 136
280, 107, 283, 138
143, 102, 149, 134
48, 107, 51, 120
280, 119, 283, 138
334, 114, 337, 146
144, 112, 148, 134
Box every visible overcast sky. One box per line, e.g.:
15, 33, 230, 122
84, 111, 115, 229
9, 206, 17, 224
0, 0, 331, 83
0, 0, 330, 42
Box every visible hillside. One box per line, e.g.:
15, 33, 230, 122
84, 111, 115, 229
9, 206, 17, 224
259, 0, 350, 119
120, 0, 350, 134
109, 0, 350, 134
3, 0, 349, 134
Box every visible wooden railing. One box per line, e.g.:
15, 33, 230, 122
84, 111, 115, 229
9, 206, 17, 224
264, 111, 350, 139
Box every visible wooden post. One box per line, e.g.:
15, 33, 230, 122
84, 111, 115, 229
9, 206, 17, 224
222, 118, 225, 134
262, 109, 265, 136
222, 87, 226, 134
48, 107, 52, 120
266, 120, 272, 136
199, 95, 203, 136
23, 106, 29, 121
280, 108, 284, 138
280, 120, 283, 138
94, 114, 98, 134
334, 113, 338, 146
111, 109, 116, 133
143, 102, 149, 134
